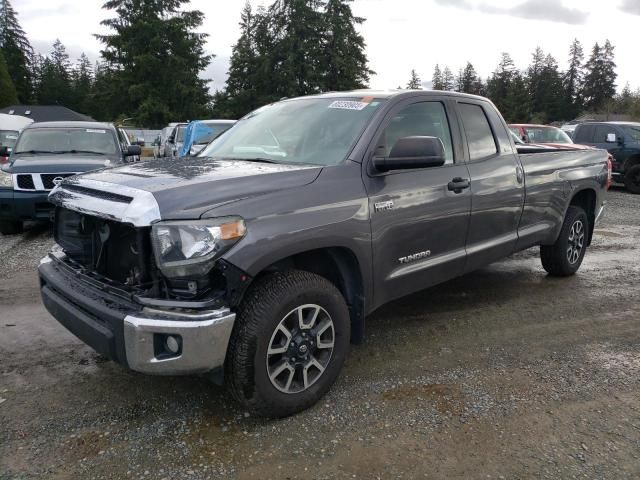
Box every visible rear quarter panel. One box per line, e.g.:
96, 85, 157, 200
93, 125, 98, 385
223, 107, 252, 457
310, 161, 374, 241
517, 148, 608, 249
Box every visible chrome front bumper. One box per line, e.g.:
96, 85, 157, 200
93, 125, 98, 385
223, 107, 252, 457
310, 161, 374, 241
124, 307, 236, 375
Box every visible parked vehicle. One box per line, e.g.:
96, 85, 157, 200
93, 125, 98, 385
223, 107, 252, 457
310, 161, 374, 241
39, 91, 609, 416
509, 124, 573, 147
158, 124, 178, 158
181, 120, 236, 156
0, 121, 141, 234
573, 122, 640, 193
0, 113, 33, 164
164, 123, 187, 157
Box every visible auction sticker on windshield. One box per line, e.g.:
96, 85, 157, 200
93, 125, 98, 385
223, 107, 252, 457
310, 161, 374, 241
328, 100, 369, 111
86, 129, 107, 133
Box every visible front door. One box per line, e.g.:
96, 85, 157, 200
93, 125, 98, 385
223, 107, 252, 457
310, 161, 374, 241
364, 98, 472, 309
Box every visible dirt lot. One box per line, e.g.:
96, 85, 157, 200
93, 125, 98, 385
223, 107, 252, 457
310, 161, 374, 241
1, 187, 639, 479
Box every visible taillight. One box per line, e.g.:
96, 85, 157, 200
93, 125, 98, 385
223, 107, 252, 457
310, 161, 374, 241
607, 154, 613, 189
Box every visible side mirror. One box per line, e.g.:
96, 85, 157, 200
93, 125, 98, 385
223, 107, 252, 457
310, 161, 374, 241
0, 146, 9, 157
373, 136, 446, 172
606, 133, 617, 143
125, 145, 142, 156
167, 136, 175, 144
617, 136, 625, 146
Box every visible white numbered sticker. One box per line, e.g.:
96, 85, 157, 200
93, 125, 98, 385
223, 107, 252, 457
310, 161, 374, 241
328, 100, 369, 111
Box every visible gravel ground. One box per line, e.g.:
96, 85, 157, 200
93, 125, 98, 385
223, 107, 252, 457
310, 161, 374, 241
1, 187, 639, 479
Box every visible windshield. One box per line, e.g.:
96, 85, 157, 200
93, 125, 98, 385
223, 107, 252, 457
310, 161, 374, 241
622, 125, 640, 142
14, 127, 118, 155
523, 126, 572, 144
199, 97, 386, 166
195, 123, 234, 145
175, 125, 186, 143
0, 130, 20, 149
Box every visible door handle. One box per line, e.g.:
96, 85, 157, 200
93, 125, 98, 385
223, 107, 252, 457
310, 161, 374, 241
447, 177, 470, 193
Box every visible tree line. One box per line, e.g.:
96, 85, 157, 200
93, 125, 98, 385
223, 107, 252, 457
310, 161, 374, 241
0, 0, 372, 128
406, 39, 640, 123
2, 0, 640, 127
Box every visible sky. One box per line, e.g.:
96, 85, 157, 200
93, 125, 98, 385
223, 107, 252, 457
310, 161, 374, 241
13, 0, 640, 93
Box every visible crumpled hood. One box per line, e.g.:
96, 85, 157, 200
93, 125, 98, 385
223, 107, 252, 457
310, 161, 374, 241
63, 156, 322, 220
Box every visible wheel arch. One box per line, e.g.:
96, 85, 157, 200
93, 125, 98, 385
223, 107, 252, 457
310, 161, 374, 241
251, 247, 366, 344
624, 154, 640, 171
567, 188, 596, 246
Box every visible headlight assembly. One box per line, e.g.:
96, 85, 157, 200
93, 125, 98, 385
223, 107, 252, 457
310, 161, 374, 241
0, 170, 12, 188
151, 217, 246, 278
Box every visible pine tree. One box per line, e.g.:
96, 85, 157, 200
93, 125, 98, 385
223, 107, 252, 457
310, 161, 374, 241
406, 69, 421, 89
458, 62, 481, 94
486, 53, 517, 116
563, 39, 584, 119
0, 48, 18, 107
432, 64, 443, 90
71, 53, 93, 114
97, 0, 212, 127
35, 39, 74, 106
582, 40, 617, 112
0, 0, 33, 103
322, 0, 372, 91
442, 67, 455, 91
505, 72, 530, 123
527, 46, 546, 115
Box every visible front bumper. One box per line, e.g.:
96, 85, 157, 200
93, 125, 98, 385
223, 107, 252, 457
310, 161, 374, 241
0, 188, 52, 222
38, 253, 236, 375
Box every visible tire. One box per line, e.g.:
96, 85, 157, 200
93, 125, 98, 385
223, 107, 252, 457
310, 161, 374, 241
226, 270, 350, 417
0, 220, 23, 235
624, 164, 640, 194
540, 206, 588, 276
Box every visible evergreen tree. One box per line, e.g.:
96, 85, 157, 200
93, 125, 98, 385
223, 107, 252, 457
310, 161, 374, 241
0, 0, 33, 103
486, 53, 517, 116
563, 39, 584, 119
322, 0, 372, 91
71, 53, 93, 114
97, 0, 212, 127
504, 72, 530, 123
442, 66, 455, 91
432, 64, 443, 90
267, 0, 326, 98
526, 46, 546, 115
35, 39, 74, 106
583, 40, 617, 112
458, 62, 481, 94
0, 48, 18, 107
406, 69, 421, 89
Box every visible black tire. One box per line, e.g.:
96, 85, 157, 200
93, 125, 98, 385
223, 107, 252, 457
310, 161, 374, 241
0, 220, 23, 235
226, 270, 350, 417
624, 164, 640, 194
540, 206, 588, 276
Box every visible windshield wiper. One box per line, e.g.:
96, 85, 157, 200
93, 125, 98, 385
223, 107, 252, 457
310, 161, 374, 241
220, 156, 280, 164
66, 150, 106, 155
14, 150, 65, 154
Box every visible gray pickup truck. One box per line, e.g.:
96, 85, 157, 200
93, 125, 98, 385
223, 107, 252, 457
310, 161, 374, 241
38, 91, 609, 417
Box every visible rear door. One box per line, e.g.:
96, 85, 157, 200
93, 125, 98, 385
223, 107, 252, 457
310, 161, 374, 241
454, 101, 525, 272
364, 96, 471, 309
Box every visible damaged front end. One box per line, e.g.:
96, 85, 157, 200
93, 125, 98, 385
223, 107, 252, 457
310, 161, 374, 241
39, 179, 250, 376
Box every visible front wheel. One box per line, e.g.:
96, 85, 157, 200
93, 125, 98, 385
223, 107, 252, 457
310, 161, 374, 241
540, 206, 588, 276
226, 271, 350, 417
624, 164, 640, 194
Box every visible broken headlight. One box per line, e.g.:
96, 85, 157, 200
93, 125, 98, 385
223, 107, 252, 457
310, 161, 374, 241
151, 217, 246, 278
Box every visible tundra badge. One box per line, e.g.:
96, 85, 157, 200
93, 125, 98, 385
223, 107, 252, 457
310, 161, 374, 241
399, 250, 431, 264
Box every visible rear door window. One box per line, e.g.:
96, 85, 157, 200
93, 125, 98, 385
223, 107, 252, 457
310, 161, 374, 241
459, 103, 498, 161
594, 125, 617, 143
574, 125, 595, 143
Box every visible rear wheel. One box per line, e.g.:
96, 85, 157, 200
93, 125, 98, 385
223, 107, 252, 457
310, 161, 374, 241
226, 270, 350, 417
0, 220, 23, 235
540, 206, 588, 276
624, 164, 640, 194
